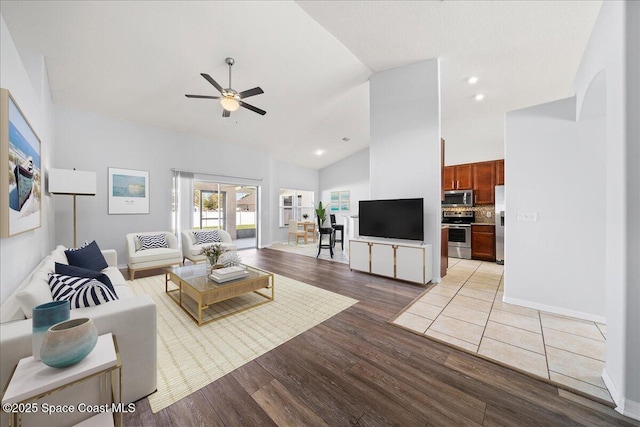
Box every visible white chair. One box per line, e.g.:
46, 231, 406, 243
181, 229, 237, 264
126, 231, 182, 280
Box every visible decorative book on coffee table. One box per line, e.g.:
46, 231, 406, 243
208, 266, 249, 283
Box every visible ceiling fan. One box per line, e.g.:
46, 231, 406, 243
185, 57, 266, 117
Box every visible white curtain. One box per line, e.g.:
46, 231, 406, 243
172, 169, 194, 247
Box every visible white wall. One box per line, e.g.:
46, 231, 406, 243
53, 105, 278, 263
443, 112, 505, 165
319, 147, 370, 219
0, 15, 56, 304
504, 95, 606, 320
270, 158, 319, 243
566, 0, 639, 417
369, 59, 442, 279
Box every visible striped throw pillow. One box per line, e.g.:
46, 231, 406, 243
49, 274, 119, 309
137, 234, 168, 251
193, 230, 221, 244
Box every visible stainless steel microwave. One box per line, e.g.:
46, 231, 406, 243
442, 189, 474, 207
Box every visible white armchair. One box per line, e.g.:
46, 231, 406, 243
126, 231, 182, 280
181, 229, 237, 264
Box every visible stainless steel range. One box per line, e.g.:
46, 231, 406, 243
442, 211, 475, 260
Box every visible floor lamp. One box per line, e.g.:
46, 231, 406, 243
49, 168, 97, 247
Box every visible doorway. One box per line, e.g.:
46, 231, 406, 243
193, 180, 258, 250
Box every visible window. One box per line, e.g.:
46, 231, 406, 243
279, 189, 314, 226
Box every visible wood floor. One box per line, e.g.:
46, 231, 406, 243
123, 249, 637, 427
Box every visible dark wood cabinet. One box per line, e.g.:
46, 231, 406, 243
456, 164, 473, 190
443, 164, 473, 190
444, 159, 504, 204
471, 224, 495, 261
496, 159, 505, 186
441, 227, 448, 278
443, 166, 455, 191
473, 161, 496, 205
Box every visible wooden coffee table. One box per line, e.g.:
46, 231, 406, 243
164, 264, 274, 326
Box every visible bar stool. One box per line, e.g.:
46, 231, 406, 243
317, 217, 334, 258
330, 214, 344, 250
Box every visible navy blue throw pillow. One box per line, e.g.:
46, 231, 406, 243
64, 241, 108, 272
55, 263, 117, 296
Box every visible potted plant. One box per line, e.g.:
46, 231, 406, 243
315, 201, 327, 226
302, 213, 309, 221
201, 244, 226, 271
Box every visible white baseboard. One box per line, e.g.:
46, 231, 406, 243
502, 296, 606, 324
602, 368, 640, 421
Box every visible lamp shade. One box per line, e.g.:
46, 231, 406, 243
49, 169, 97, 195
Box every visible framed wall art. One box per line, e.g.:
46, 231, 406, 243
330, 191, 340, 213
339, 190, 350, 212
0, 88, 42, 237
108, 167, 149, 214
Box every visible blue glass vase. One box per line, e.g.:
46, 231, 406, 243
32, 300, 70, 361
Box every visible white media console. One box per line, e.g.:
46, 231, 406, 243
349, 238, 433, 285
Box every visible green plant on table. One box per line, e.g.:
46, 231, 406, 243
315, 201, 327, 226
201, 244, 226, 265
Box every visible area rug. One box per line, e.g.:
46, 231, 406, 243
130, 273, 357, 413
269, 242, 349, 264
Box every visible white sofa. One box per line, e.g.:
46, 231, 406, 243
0, 245, 156, 427
181, 229, 238, 264
126, 231, 182, 280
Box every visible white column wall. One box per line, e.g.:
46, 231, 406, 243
369, 59, 442, 280
567, 1, 639, 417
504, 95, 606, 321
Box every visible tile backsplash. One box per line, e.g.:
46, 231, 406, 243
442, 205, 495, 224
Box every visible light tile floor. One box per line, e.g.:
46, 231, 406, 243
393, 258, 612, 403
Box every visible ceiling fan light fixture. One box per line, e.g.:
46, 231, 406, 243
221, 96, 240, 112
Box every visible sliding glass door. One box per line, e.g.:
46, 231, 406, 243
194, 180, 258, 249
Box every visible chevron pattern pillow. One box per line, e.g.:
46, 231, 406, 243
49, 274, 119, 309
137, 234, 168, 251
193, 230, 221, 244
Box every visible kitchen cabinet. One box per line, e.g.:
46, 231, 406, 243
473, 161, 496, 205
471, 224, 495, 261
496, 159, 505, 186
349, 239, 433, 285
444, 164, 473, 190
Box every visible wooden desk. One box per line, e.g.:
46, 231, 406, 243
298, 222, 317, 243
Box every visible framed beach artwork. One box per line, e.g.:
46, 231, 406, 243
108, 167, 149, 214
339, 190, 350, 212
330, 191, 340, 213
0, 88, 42, 237
330, 190, 350, 213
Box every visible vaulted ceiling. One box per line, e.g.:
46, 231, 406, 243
0, 1, 602, 169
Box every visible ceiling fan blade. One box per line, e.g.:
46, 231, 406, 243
222, 109, 231, 118
201, 73, 224, 93
238, 87, 264, 99
185, 94, 220, 99
240, 101, 266, 116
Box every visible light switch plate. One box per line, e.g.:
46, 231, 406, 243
517, 212, 538, 222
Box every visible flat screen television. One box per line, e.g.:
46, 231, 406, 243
359, 198, 424, 241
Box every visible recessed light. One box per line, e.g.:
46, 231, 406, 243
468, 76, 479, 84
474, 94, 485, 101
314, 150, 325, 156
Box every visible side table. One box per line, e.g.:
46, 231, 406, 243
1, 333, 122, 427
